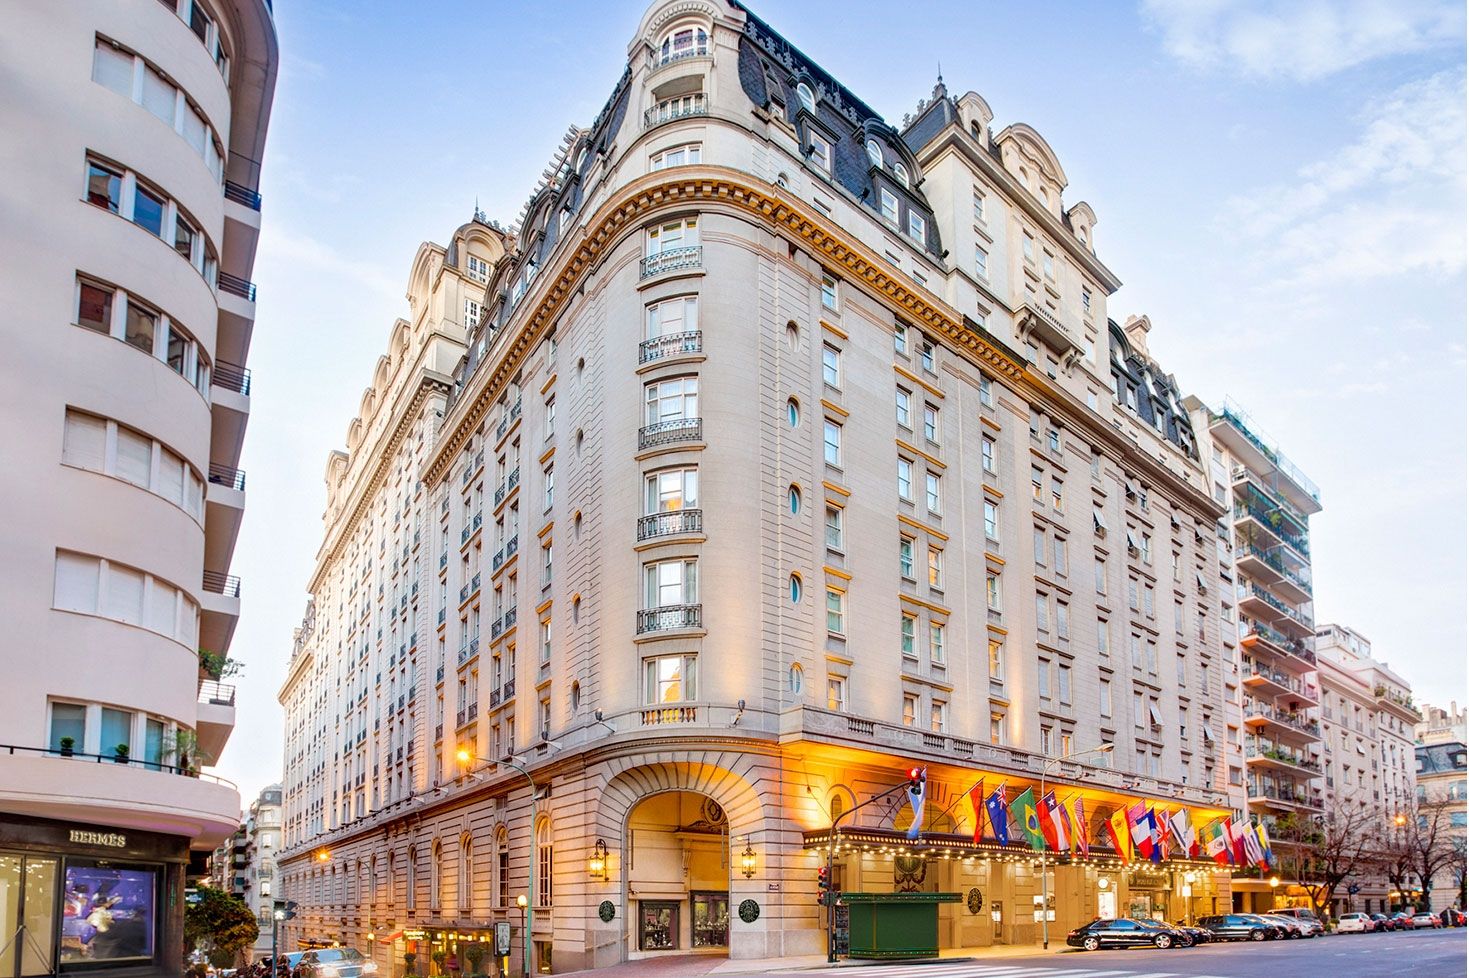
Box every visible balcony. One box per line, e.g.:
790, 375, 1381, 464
1239, 618, 1316, 665
1245, 744, 1322, 776
1247, 781, 1324, 813
1373, 686, 1423, 722
639, 417, 702, 451
1231, 465, 1310, 537
1233, 542, 1312, 602
501, 679, 516, 702
495, 467, 521, 506
1242, 662, 1319, 703
639, 329, 702, 365
637, 508, 703, 542
641, 706, 699, 725
200, 571, 241, 651
1236, 584, 1313, 637
223, 181, 262, 210
460, 510, 483, 546
1243, 704, 1321, 741
640, 248, 704, 283
644, 93, 708, 129
208, 464, 247, 492
1234, 501, 1311, 560
196, 680, 237, 760
495, 399, 522, 442
1019, 301, 1082, 357
218, 271, 257, 303
637, 603, 702, 635
1214, 398, 1321, 512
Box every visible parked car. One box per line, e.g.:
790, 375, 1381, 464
1173, 921, 1213, 945
1139, 918, 1207, 947
1337, 912, 1372, 933
1263, 912, 1316, 938
1391, 911, 1416, 929
1369, 913, 1392, 931
1066, 917, 1190, 950
1199, 913, 1276, 942
1412, 912, 1443, 929
1240, 913, 1290, 939
1273, 907, 1323, 933
283, 950, 377, 978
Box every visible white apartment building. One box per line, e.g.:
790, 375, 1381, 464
1313, 623, 1419, 915
1188, 396, 1323, 911
279, 2, 1239, 971
0, 1, 275, 975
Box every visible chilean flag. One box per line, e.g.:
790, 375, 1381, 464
1129, 801, 1154, 861
1041, 791, 1070, 852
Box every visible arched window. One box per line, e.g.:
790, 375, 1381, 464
535, 817, 553, 908
866, 139, 882, 169
892, 162, 909, 188
496, 825, 510, 908
406, 847, 418, 910
659, 25, 708, 64
386, 851, 396, 910
796, 82, 816, 112
369, 855, 379, 909
430, 839, 443, 911
460, 834, 474, 915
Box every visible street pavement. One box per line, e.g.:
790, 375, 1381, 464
764, 928, 1467, 978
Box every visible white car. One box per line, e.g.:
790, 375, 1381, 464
1263, 913, 1316, 938
1336, 913, 1371, 933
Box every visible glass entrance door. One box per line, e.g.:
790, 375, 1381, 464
690, 892, 728, 948
638, 902, 678, 951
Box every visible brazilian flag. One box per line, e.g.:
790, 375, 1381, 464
1008, 787, 1046, 850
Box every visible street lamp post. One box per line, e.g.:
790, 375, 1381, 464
457, 750, 543, 978
1040, 743, 1114, 950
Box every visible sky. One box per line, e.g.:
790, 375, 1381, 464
218, 0, 1468, 804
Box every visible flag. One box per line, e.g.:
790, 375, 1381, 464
1146, 809, 1163, 864
1242, 819, 1266, 869
1010, 787, 1046, 850
1042, 791, 1070, 852
1072, 796, 1089, 857
1037, 791, 1058, 851
1106, 807, 1131, 862
1129, 801, 1154, 861
1170, 808, 1196, 859
1255, 821, 1274, 868
1204, 820, 1229, 865
968, 780, 986, 845
985, 784, 1009, 846
1156, 807, 1171, 861
1229, 815, 1250, 866
906, 767, 927, 840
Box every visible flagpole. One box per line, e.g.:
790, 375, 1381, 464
1039, 744, 1114, 950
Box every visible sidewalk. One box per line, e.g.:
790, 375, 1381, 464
557, 943, 1069, 978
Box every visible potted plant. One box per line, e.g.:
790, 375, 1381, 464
463, 944, 485, 978
58, 736, 75, 758
114, 743, 130, 764
402, 952, 417, 977
430, 950, 447, 975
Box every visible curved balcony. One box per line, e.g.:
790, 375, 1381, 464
639, 329, 703, 366
640, 247, 704, 282
637, 508, 703, 542
644, 93, 708, 129
638, 417, 702, 451
637, 603, 702, 635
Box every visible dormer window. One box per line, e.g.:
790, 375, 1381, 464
796, 82, 816, 113
892, 162, 909, 188
659, 26, 708, 65
808, 132, 832, 174
865, 139, 882, 168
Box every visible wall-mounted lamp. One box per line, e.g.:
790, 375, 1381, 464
740, 836, 757, 879
1097, 877, 1110, 890
588, 839, 609, 881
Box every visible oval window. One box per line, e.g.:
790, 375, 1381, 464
788, 663, 804, 695
788, 484, 801, 514
789, 573, 802, 603
787, 397, 800, 428
796, 82, 816, 112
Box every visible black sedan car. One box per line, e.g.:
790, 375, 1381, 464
1198, 913, 1279, 941
1067, 917, 1190, 950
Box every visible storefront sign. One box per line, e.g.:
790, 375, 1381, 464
494, 923, 510, 956
403, 929, 427, 941
737, 899, 760, 924
68, 830, 127, 848
597, 901, 615, 922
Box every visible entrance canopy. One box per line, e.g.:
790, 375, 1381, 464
802, 826, 1222, 872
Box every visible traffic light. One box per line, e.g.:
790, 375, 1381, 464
906, 766, 926, 795
275, 900, 298, 920
817, 865, 831, 905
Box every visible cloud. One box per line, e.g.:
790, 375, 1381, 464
1142, 0, 1464, 81
261, 227, 400, 300
1217, 70, 1466, 286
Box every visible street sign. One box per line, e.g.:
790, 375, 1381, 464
1348, 884, 1361, 895
494, 922, 511, 956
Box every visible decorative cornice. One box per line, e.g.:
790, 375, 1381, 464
424, 166, 1028, 486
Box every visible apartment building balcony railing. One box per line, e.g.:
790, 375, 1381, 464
637, 508, 703, 541
640, 248, 704, 282
440, 497, 450, 518
223, 180, 262, 210
214, 361, 252, 396
434, 723, 443, 741
1243, 703, 1321, 739
656, 41, 710, 68
203, 571, 241, 597
460, 511, 483, 546
1234, 501, 1312, 560
437, 608, 446, 626
644, 93, 708, 129
638, 329, 703, 365
1237, 583, 1313, 632
491, 615, 505, 640
638, 417, 702, 451
1220, 398, 1321, 506
637, 603, 702, 634
207, 464, 247, 491
455, 709, 467, 728
1245, 744, 1322, 774
1242, 662, 1317, 701
0, 743, 237, 786
489, 688, 501, 708
1231, 466, 1310, 535
435, 665, 444, 684
1373, 685, 1423, 720
642, 705, 699, 725
501, 679, 515, 702
495, 399, 522, 442
218, 272, 257, 302
1237, 542, 1313, 592
198, 680, 236, 706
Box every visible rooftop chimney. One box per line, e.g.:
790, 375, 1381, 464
1124, 315, 1152, 358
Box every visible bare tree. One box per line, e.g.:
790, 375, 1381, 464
1374, 820, 1418, 913
1411, 793, 1464, 911
1269, 806, 1377, 919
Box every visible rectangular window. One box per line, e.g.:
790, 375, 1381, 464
124, 298, 157, 354
1099, 678, 1112, 717
907, 211, 926, 243
902, 694, 917, 726
86, 160, 123, 213
1022, 232, 1035, 261
925, 472, 940, 513
894, 322, 908, 354
51, 701, 88, 752
644, 376, 698, 424
1040, 725, 1053, 755
809, 133, 833, 173
650, 143, 702, 169
972, 189, 986, 222
929, 622, 945, 664
1042, 251, 1055, 281
920, 340, 935, 373
823, 419, 841, 465
542, 465, 554, 511
927, 547, 942, 588
467, 254, 491, 282
988, 638, 1004, 680
974, 246, 988, 279
540, 618, 552, 662
132, 184, 166, 238
1050, 477, 1063, 510
821, 344, 841, 387
895, 388, 911, 427
825, 587, 845, 634
979, 375, 994, 407
1038, 660, 1051, 699
644, 558, 697, 607
896, 458, 913, 500
900, 614, 916, 658
1033, 526, 1047, 565
465, 299, 482, 330
1031, 466, 1044, 500
62, 410, 107, 471
986, 571, 1002, 611
827, 676, 847, 712
1035, 593, 1049, 632
922, 405, 938, 442
990, 712, 1005, 745
898, 538, 914, 578
644, 654, 697, 703
984, 500, 999, 540
645, 295, 698, 337
645, 467, 698, 512
1094, 557, 1106, 593
824, 505, 843, 550
930, 701, 946, 733
981, 435, 996, 474
879, 188, 898, 222
77, 280, 114, 334
1053, 537, 1067, 576
1097, 619, 1109, 655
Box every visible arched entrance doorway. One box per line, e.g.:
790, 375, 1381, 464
625, 791, 731, 958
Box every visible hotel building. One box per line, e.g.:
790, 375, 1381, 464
278, 1, 1239, 970
1312, 624, 1419, 915
1414, 704, 1467, 911
0, 1, 276, 975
